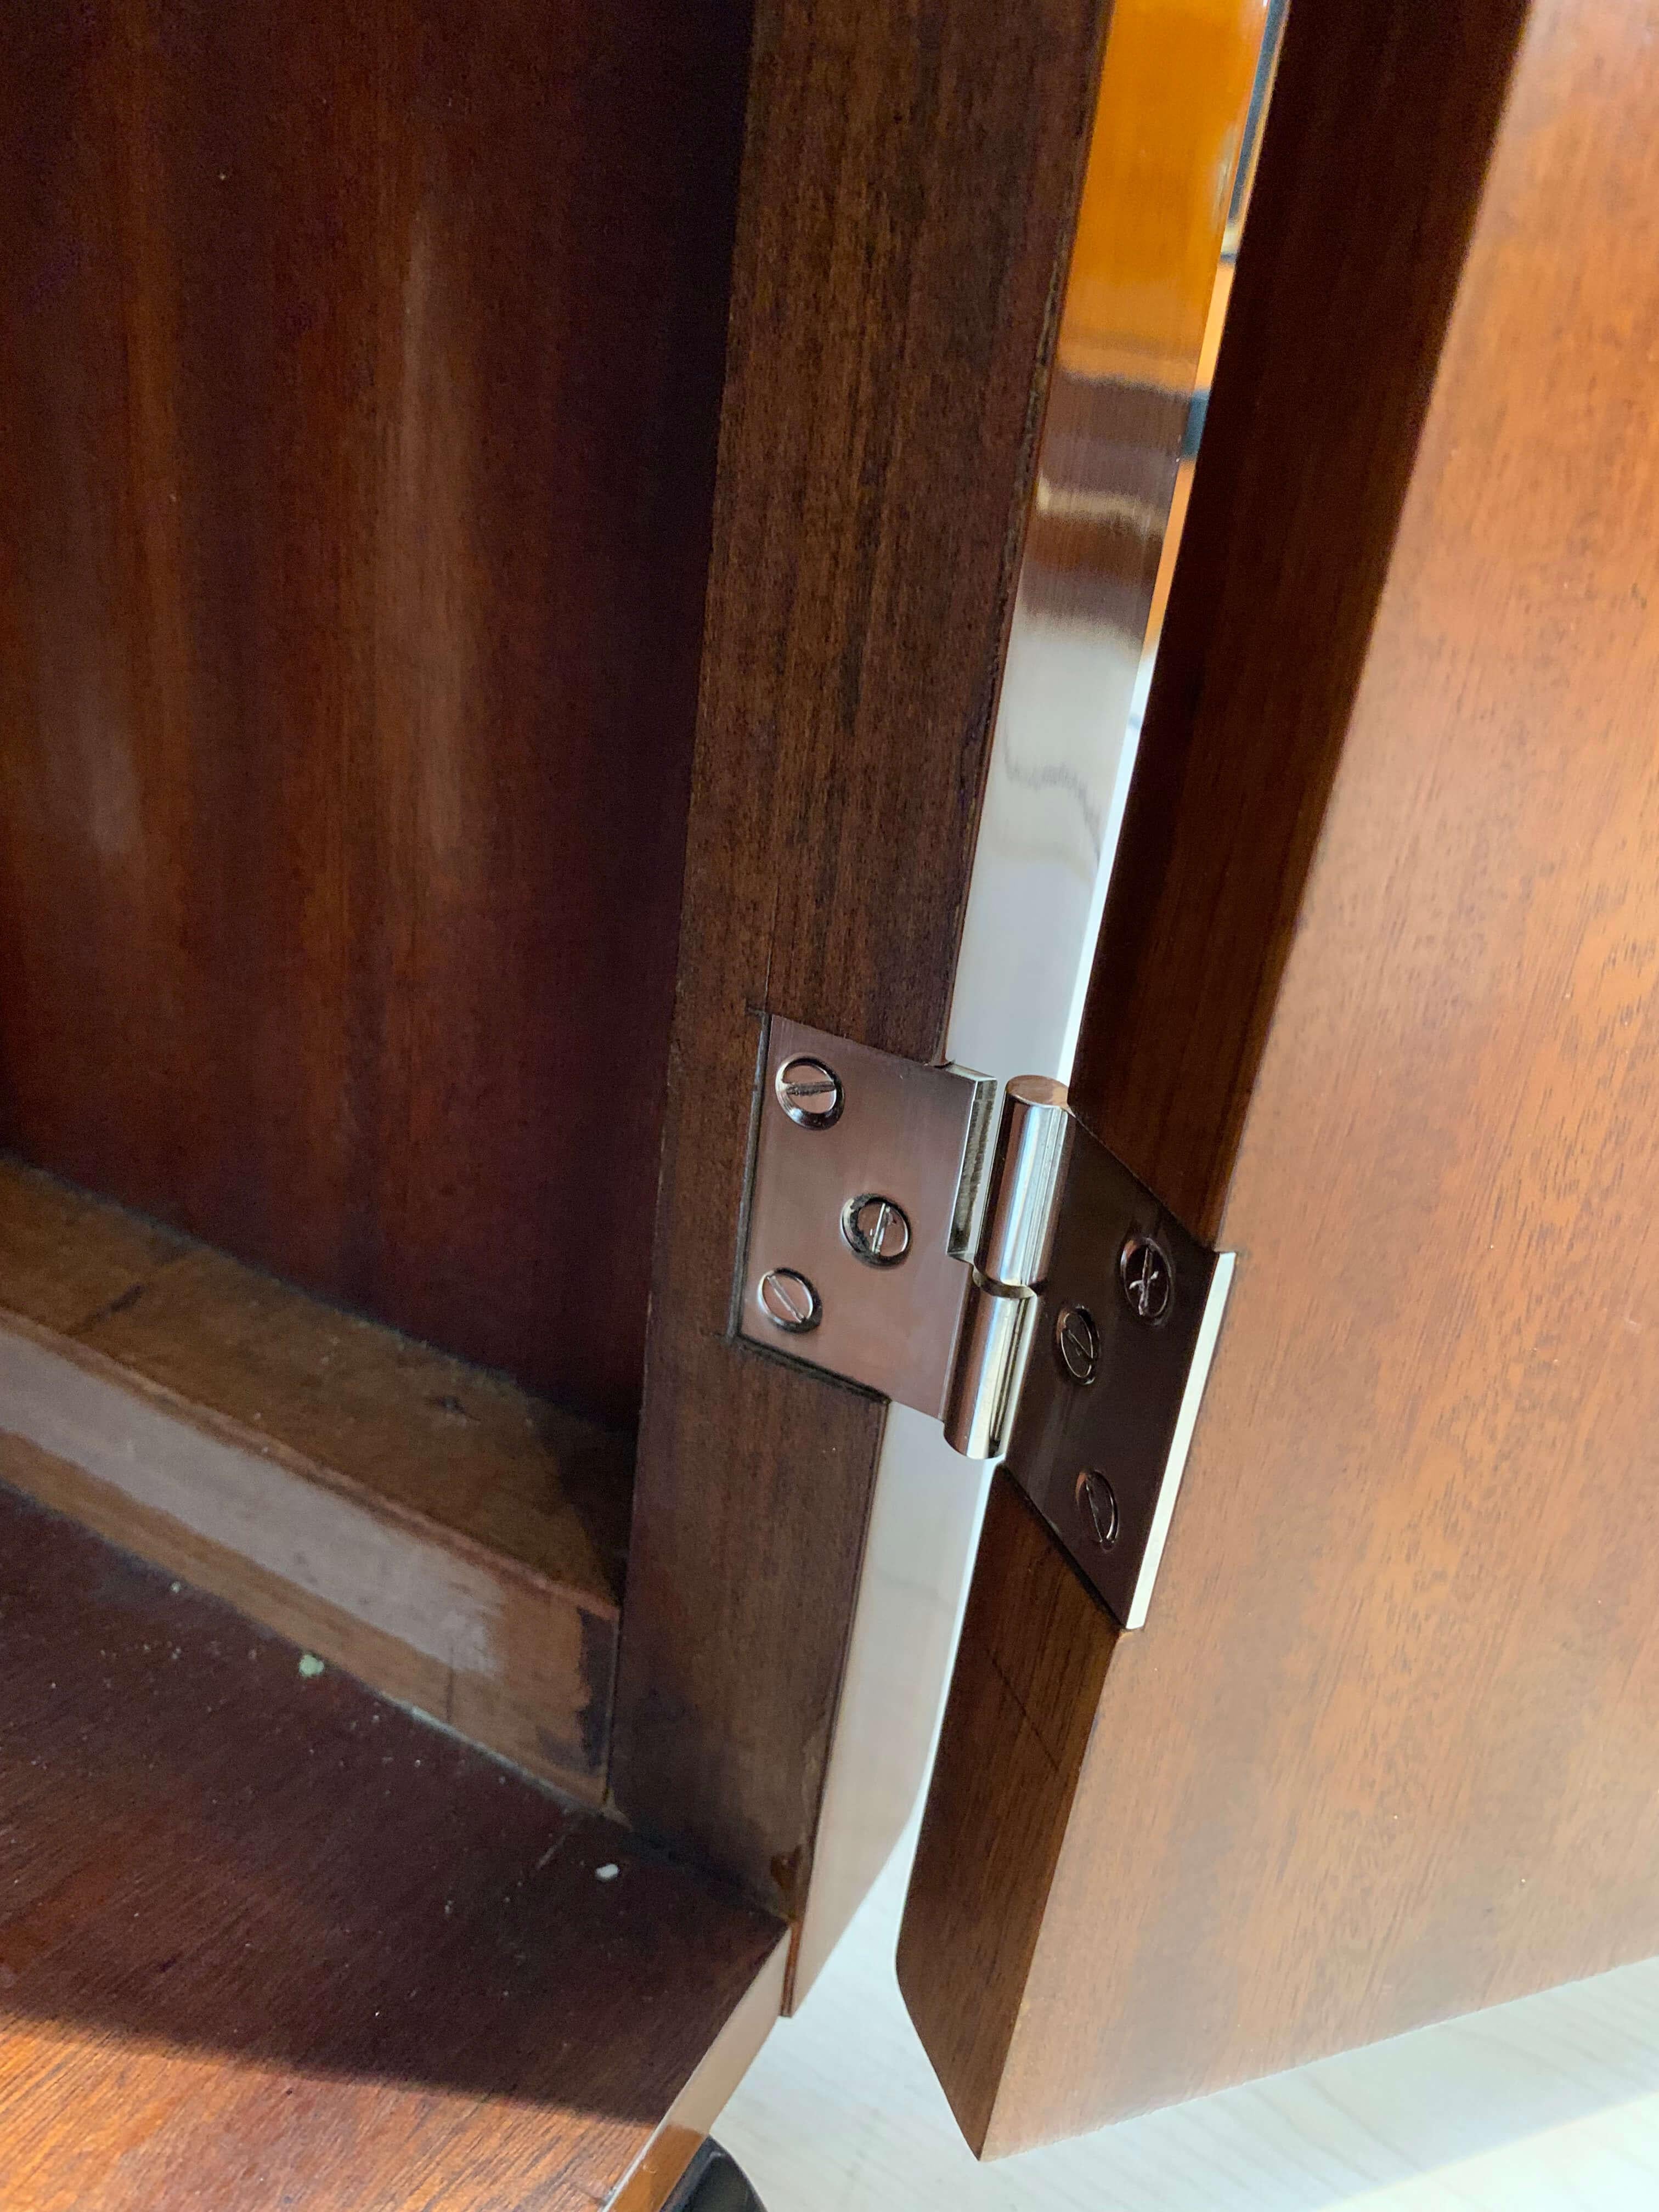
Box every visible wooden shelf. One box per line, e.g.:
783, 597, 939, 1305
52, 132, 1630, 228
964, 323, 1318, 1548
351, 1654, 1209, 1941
0, 1485, 783, 2210
0, 1156, 631, 1798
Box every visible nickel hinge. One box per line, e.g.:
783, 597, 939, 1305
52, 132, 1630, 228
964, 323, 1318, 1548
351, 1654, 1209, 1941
736, 1018, 1234, 1629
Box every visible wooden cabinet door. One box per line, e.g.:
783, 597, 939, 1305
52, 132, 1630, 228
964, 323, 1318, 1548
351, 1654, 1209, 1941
899, 0, 1659, 2158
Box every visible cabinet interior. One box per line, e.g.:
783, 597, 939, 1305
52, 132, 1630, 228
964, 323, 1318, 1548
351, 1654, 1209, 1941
0, 0, 753, 1799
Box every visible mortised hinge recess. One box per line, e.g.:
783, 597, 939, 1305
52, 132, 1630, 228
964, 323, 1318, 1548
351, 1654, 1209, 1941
736, 1017, 1234, 1630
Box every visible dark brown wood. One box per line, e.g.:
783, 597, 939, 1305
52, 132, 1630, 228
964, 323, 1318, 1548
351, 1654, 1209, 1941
610, 0, 1111, 1926
0, 1153, 626, 1795
0, 1481, 784, 2210
898, 1474, 1116, 2135
901, 0, 1659, 2150
1067, 0, 1527, 1240
0, 0, 751, 1425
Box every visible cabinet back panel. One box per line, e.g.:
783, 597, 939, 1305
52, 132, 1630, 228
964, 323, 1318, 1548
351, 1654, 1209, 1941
0, 0, 749, 1423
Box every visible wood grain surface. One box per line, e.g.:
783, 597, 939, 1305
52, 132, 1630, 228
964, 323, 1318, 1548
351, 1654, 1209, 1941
896, 1473, 1118, 2135
0, 1154, 627, 1794
728, 1854, 1659, 2212
0, 1482, 784, 2211
0, 0, 751, 1424
611, 0, 1111, 1928
1067, 0, 1527, 1240
902, 0, 1659, 2149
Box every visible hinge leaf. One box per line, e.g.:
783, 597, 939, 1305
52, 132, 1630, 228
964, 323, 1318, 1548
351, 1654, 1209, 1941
736, 1017, 1233, 1628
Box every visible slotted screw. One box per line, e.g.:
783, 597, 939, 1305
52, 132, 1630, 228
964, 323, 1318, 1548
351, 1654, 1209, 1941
775, 1057, 843, 1129
1075, 1469, 1119, 1550
1055, 1302, 1101, 1384
1119, 1234, 1173, 1325
842, 1193, 912, 1267
758, 1267, 821, 1333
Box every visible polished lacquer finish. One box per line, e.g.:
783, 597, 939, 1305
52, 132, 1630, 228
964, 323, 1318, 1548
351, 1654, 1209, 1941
946, 0, 1278, 1086
0, 0, 750, 1424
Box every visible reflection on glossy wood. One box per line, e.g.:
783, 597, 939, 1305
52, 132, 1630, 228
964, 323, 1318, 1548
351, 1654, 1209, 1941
1057, 0, 1269, 387
945, 0, 1275, 1085
899, 0, 1659, 2151
0, 0, 750, 1424
0, 1483, 784, 2210
789, 1412, 991, 1999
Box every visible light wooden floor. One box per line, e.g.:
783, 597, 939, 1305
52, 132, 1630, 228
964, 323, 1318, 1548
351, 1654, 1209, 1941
721, 1817, 1659, 2208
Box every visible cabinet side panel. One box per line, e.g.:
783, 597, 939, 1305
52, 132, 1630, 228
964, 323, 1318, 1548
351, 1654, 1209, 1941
613, 0, 1110, 1914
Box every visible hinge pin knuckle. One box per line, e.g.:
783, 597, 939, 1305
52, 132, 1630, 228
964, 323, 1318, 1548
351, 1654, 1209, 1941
940, 1076, 1071, 1460
941, 1278, 1030, 1459
975, 1076, 1070, 1293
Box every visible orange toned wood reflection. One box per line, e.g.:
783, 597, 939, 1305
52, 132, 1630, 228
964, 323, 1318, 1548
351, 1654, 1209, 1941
1059, 0, 1269, 388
